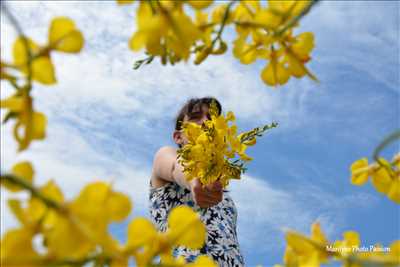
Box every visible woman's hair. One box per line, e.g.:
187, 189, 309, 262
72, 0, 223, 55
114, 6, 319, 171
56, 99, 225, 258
175, 97, 222, 130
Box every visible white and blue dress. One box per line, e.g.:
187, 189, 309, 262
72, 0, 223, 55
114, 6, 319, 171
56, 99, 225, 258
149, 181, 245, 267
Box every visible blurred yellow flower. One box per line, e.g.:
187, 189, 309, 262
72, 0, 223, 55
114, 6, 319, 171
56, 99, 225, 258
12, 17, 83, 85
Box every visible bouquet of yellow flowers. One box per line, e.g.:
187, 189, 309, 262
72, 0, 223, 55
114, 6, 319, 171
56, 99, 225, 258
177, 102, 277, 187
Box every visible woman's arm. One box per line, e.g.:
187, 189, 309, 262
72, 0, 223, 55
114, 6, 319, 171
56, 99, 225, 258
152, 146, 192, 189
152, 146, 223, 208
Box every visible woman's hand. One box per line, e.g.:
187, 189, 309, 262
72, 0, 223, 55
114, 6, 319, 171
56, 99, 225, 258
190, 178, 223, 208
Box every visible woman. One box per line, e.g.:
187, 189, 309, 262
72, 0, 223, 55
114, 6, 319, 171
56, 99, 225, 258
149, 97, 245, 267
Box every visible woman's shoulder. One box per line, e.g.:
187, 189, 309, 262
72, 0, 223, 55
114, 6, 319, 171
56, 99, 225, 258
155, 146, 177, 157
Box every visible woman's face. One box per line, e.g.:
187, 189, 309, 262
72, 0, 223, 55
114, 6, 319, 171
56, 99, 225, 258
174, 104, 210, 147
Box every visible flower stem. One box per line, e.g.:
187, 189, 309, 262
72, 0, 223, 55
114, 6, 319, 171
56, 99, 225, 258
0, 174, 62, 210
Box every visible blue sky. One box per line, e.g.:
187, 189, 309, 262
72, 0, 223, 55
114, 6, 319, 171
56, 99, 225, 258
1, 1, 399, 266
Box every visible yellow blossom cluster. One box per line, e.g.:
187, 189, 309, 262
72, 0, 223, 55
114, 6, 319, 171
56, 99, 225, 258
0, 162, 216, 267
274, 222, 400, 267
118, 0, 318, 87
232, 1, 317, 86
350, 153, 400, 204
177, 101, 278, 187
0, 13, 216, 267
1, 17, 84, 151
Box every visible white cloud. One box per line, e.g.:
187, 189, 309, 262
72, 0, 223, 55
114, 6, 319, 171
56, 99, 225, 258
302, 1, 399, 92
1, 0, 314, 132
0, 0, 395, 255
229, 174, 377, 253
1, 120, 152, 235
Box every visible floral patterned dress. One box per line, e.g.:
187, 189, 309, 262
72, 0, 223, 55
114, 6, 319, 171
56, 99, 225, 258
149, 181, 245, 267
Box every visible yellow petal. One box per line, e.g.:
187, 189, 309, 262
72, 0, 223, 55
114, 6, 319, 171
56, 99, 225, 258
343, 231, 360, 247
311, 222, 328, 245
226, 111, 235, 121
41, 180, 64, 203
31, 111, 47, 140
26, 198, 47, 225
106, 191, 132, 222
387, 178, 400, 204
187, 255, 217, 267
286, 231, 315, 255
7, 199, 28, 226
371, 166, 392, 194
110, 258, 129, 267
0, 95, 25, 112
13, 37, 40, 67
167, 206, 206, 249
286, 53, 307, 78
254, 9, 282, 29
43, 213, 93, 258
70, 181, 110, 221
194, 47, 211, 65
3, 161, 34, 192
389, 240, 400, 258
26, 180, 61, 225
240, 46, 258, 64
291, 1, 312, 18
0, 228, 38, 260
169, 13, 200, 60
350, 158, 369, 185
291, 32, 314, 59
233, 37, 246, 59
126, 217, 157, 249
49, 17, 84, 53
31, 56, 57, 84
116, 0, 134, 4
211, 4, 233, 24
261, 58, 290, 86
187, 0, 213, 10
129, 31, 147, 51
12, 37, 56, 84
283, 246, 298, 266
11, 110, 46, 149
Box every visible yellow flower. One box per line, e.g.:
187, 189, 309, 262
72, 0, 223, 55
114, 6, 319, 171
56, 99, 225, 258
283, 33, 318, 82
116, 0, 134, 4
268, 0, 312, 29
129, 2, 201, 62
350, 158, 370, 185
371, 160, 392, 194
187, 255, 218, 267
0, 228, 40, 266
35, 182, 130, 259
1, 161, 34, 192
283, 222, 329, 266
167, 206, 206, 249
13, 37, 56, 85
0, 93, 47, 151
179, 105, 275, 187
233, 30, 272, 65
42, 210, 95, 258
126, 206, 207, 266
69, 181, 132, 230
211, 4, 235, 24
48, 17, 84, 53
187, 0, 213, 10
261, 48, 290, 86
195, 10, 214, 46
12, 17, 83, 85
351, 156, 399, 204
387, 177, 400, 204
333, 231, 360, 257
